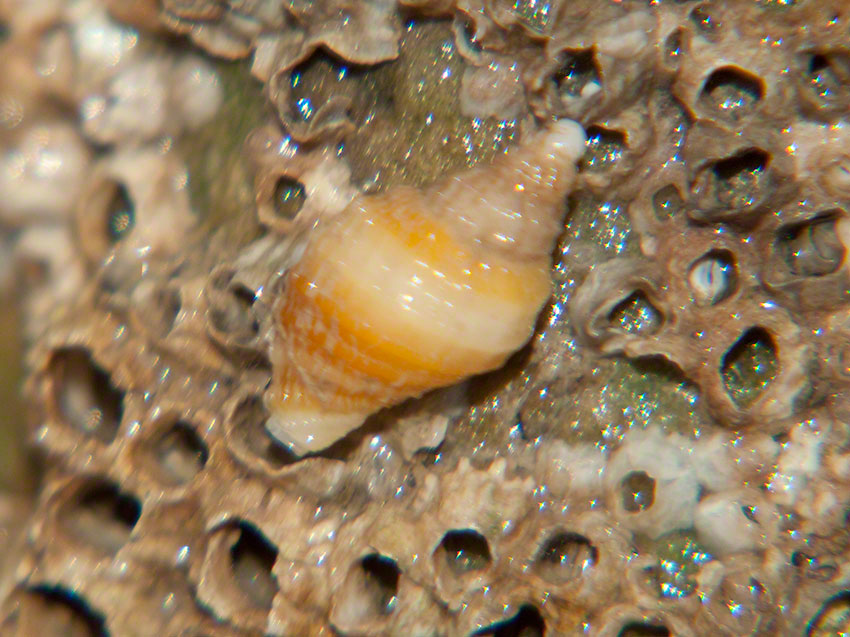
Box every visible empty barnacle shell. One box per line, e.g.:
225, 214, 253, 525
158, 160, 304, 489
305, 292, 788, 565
761, 210, 850, 311
265, 119, 587, 454
569, 257, 667, 355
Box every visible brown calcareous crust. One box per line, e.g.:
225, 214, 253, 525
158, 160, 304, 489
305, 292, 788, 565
4, 1, 850, 635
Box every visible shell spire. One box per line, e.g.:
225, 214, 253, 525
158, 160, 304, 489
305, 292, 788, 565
266, 119, 587, 454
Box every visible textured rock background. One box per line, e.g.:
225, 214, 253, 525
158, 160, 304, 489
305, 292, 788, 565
1, 0, 850, 635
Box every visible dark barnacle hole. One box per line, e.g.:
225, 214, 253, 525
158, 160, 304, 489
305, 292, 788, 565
229, 521, 279, 610
792, 552, 838, 582
471, 604, 545, 636
691, 149, 771, 222
47, 347, 124, 443
272, 176, 305, 223
453, 16, 482, 53
776, 215, 845, 278
721, 327, 778, 408
800, 50, 850, 115
689, 4, 721, 41
151, 419, 208, 485
230, 395, 298, 468
621, 471, 656, 512
699, 66, 765, 120
534, 531, 597, 583
360, 554, 400, 615
582, 126, 626, 171
618, 623, 671, 637
608, 291, 661, 335
206, 268, 260, 347
104, 181, 135, 243
152, 285, 182, 336
652, 185, 684, 220
663, 29, 683, 67
712, 150, 769, 208
20, 585, 109, 637
688, 250, 738, 306
554, 48, 601, 99
806, 591, 850, 635
741, 504, 759, 523
438, 529, 492, 574
61, 479, 141, 555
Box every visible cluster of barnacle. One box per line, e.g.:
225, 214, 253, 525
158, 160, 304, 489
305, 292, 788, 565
3, 0, 850, 635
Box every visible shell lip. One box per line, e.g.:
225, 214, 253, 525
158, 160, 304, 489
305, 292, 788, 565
264, 399, 370, 456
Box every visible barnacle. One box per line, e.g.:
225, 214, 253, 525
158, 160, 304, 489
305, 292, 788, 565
4, 1, 850, 635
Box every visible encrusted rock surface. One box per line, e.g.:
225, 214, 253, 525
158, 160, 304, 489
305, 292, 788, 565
2, 0, 850, 635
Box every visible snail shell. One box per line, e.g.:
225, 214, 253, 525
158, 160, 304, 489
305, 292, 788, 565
267, 119, 587, 454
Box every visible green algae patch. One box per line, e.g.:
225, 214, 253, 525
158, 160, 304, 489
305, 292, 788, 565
649, 530, 713, 600
178, 57, 268, 243
549, 356, 705, 444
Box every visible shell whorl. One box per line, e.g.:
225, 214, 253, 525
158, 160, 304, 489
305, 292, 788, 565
429, 118, 587, 258
266, 119, 587, 454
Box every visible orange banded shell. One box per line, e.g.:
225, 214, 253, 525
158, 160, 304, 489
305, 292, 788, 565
267, 119, 586, 454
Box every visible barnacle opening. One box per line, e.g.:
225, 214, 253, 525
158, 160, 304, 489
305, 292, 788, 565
692, 148, 771, 221
699, 66, 765, 119
689, 5, 721, 40
149, 418, 208, 485
47, 347, 124, 443
534, 531, 597, 583
791, 551, 837, 581
76, 176, 136, 265
227, 521, 279, 611
776, 213, 845, 278
471, 604, 545, 636
801, 50, 850, 114
272, 176, 306, 223
620, 470, 656, 512
712, 150, 769, 198
618, 622, 671, 637
153, 285, 182, 334
582, 126, 626, 172
806, 591, 850, 635
688, 249, 738, 306
59, 478, 141, 555
359, 553, 400, 616
652, 185, 684, 220
436, 529, 492, 575
104, 181, 135, 243
721, 327, 778, 408
608, 291, 662, 335
16, 585, 108, 637
554, 48, 601, 98
663, 29, 683, 67
206, 268, 260, 347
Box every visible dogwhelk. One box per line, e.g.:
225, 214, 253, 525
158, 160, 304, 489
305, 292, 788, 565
267, 119, 586, 454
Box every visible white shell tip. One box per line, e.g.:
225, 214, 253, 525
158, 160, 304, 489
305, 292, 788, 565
547, 119, 587, 163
